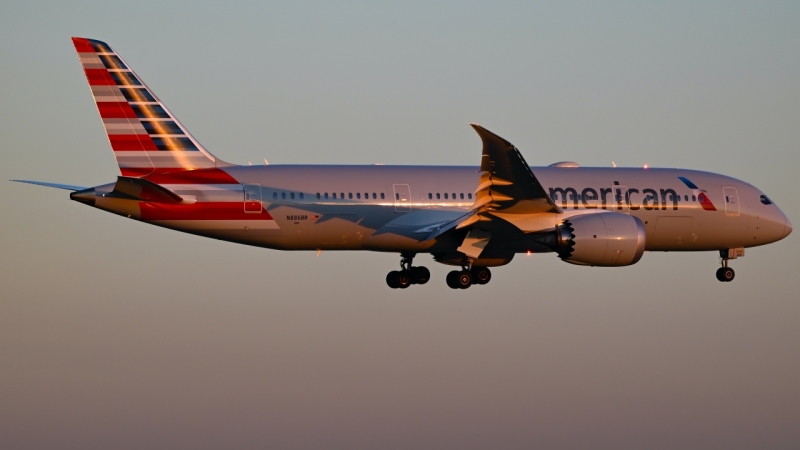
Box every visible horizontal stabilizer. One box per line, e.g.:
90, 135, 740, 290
11, 180, 87, 191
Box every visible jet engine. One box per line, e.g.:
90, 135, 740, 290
556, 213, 646, 266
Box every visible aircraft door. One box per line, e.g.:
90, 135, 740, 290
393, 184, 411, 212
243, 184, 262, 213
723, 187, 739, 216
612, 184, 629, 213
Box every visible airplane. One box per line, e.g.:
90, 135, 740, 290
13, 38, 792, 289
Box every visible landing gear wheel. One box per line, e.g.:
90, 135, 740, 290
456, 270, 473, 289
410, 266, 430, 285
396, 271, 411, 288
716, 267, 735, 282
471, 267, 491, 285
449, 270, 472, 289
386, 271, 401, 289
446, 271, 461, 289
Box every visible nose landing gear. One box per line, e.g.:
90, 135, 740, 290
386, 253, 430, 289
716, 250, 736, 282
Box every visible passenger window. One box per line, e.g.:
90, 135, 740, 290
436, 193, 440, 199
372, 193, 377, 199
356, 193, 361, 199
348, 193, 353, 199
684, 195, 688, 201
273, 192, 277, 200
299, 193, 304, 200
290, 192, 295, 199
468, 193, 472, 199
460, 193, 464, 199
381, 193, 385, 199
281, 192, 286, 199
444, 193, 448, 199
316, 193, 320, 199
692, 195, 696, 201
428, 193, 432, 199
340, 193, 344, 199
324, 193, 329, 199
452, 193, 456, 199
332, 193, 337, 199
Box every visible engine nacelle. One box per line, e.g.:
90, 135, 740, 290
556, 213, 646, 266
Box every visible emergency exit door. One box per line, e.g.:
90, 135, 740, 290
393, 184, 411, 212
722, 187, 739, 216
243, 184, 262, 213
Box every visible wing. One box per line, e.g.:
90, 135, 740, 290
424, 125, 561, 260
11, 180, 87, 191
455, 124, 560, 230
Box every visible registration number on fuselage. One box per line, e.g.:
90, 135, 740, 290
287, 215, 309, 221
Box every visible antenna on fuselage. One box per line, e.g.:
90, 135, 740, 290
612, 161, 617, 168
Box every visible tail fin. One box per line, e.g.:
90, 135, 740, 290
71, 37, 230, 177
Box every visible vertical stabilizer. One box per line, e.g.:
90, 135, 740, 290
72, 37, 230, 177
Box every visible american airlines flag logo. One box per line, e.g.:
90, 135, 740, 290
678, 176, 717, 211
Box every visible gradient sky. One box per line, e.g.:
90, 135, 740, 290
1, 1, 799, 449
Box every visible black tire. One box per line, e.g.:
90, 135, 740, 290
471, 267, 491, 285
455, 270, 472, 289
386, 271, 401, 289
397, 271, 412, 289
446, 270, 461, 289
410, 266, 431, 285
721, 267, 735, 282
715, 268, 725, 282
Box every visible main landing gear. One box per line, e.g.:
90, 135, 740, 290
446, 266, 491, 289
386, 253, 430, 289
716, 250, 735, 282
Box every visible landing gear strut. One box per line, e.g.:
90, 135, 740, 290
716, 250, 735, 282
386, 253, 430, 289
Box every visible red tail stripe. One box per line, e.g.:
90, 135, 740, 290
84, 68, 115, 85
120, 168, 154, 177
97, 101, 138, 119
72, 37, 94, 53
141, 202, 274, 221
145, 168, 240, 185
109, 134, 158, 151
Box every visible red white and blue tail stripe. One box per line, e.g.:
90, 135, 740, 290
72, 37, 229, 177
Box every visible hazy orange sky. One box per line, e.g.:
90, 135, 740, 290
2, 1, 799, 448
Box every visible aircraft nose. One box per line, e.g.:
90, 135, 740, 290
784, 212, 793, 239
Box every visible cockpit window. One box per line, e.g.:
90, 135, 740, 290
760, 195, 773, 205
